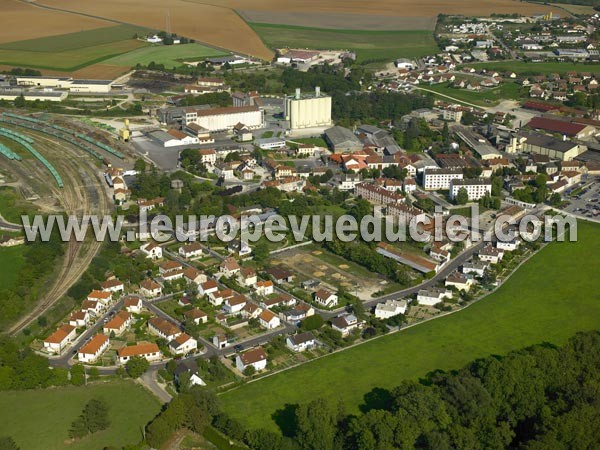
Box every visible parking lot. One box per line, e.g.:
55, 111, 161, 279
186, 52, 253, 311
561, 176, 600, 219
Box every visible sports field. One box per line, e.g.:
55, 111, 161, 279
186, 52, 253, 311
105, 43, 227, 69
0, 25, 149, 71
0, 381, 161, 450
220, 221, 600, 431
250, 24, 438, 61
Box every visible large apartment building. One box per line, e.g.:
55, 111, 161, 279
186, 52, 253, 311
449, 178, 492, 200
423, 168, 464, 190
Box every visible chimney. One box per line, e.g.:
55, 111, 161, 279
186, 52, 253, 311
563, 134, 566, 141
295, 88, 301, 100
315, 86, 321, 97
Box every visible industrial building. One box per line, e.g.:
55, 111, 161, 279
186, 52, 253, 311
68, 79, 113, 93
510, 132, 585, 161
0, 89, 68, 102
324, 126, 362, 153
284, 87, 332, 131
15, 76, 113, 93
184, 106, 264, 132
148, 129, 199, 148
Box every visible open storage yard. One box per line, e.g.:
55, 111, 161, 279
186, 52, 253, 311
220, 221, 600, 431
0, 381, 161, 450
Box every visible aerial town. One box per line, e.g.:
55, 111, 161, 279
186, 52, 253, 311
0, 2, 599, 449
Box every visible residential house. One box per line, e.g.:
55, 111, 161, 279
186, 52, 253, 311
220, 257, 241, 277
496, 239, 520, 251
88, 290, 112, 308
169, 333, 198, 355
44, 324, 76, 354
331, 314, 358, 337
417, 288, 452, 306
174, 359, 206, 387
260, 293, 296, 310
78, 334, 109, 363
209, 288, 235, 306
100, 279, 124, 293
81, 299, 102, 316
199, 279, 219, 296
238, 267, 258, 287
374, 299, 407, 319
224, 295, 247, 314
184, 308, 208, 325
286, 332, 317, 352
265, 268, 294, 284
140, 279, 162, 298
478, 245, 504, 264
241, 302, 262, 319
313, 289, 338, 308
140, 241, 163, 259
259, 309, 281, 329
103, 311, 132, 336
148, 317, 181, 340
212, 334, 229, 349
118, 343, 161, 364
236, 347, 268, 373
255, 280, 274, 296
445, 271, 474, 291
179, 242, 203, 259
158, 260, 183, 275
69, 310, 90, 328
183, 267, 206, 286
124, 296, 143, 314
462, 260, 489, 277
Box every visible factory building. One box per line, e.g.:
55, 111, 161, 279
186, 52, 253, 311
284, 87, 332, 131
15, 76, 113, 93
184, 106, 264, 132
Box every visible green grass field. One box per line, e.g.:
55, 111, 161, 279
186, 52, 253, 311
220, 221, 600, 431
469, 60, 600, 75
0, 381, 161, 450
0, 186, 38, 223
0, 245, 25, 289
105, 43, 227, 69
418, 81, 524, 106
250, 23, 438, 62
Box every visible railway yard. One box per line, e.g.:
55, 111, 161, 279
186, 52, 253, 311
0, 113, 127, 335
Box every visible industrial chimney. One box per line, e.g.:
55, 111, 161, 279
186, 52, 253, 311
315, 86, 321, 97
295, 88, 301, 100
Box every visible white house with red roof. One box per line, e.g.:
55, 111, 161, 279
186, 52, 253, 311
168, 333, 198, 355
313, 289, 338, 308
259, 309, 281, 329
78, 334, 110, 363
100, 278, 124, 293
140, 279, 162, 298
124, 296, 143, 314
236, 347, 268, 372
118, 343, 161, 364
44, 324, 76, 354
69, 310, 90, 328
140, 241, 163, 260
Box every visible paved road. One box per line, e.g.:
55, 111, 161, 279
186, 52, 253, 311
0, 214, 22, 231
141, 366, 173, 404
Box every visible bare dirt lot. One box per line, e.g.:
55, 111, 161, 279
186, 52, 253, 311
0, 0, 110, 44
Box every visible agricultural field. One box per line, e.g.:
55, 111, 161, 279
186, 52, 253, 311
470, 60, 600, 75
0, 24, 149, 72
104, 43, 227, 69
220, 221, 600, 431
250, 24, 438, 61
418, 81, 525, 106
0, 381, 161, 450
35, 0, 565, 61
0, 0, 110, 44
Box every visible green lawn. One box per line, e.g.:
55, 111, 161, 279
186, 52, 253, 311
0, 24, 151, 71
468, 60, 600, 75
105, 43, 227, 69
250, 23, 438, 62
220, 221, 600, 431
419, 81, 524, 106
0, 381, 161, 450
0, 245, 25, 289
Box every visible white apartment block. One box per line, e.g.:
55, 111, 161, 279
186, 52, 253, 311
423, 168, 463, 190
449, 178, 492, 201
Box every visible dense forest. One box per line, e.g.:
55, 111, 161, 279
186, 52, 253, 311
144, 330, 600, 450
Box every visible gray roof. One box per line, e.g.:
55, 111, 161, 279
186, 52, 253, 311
289, 332, 315, 346
324, 126, 362, 147
521, 132, 578, 153
71, 79, 112, 85
148, 130, 177, 143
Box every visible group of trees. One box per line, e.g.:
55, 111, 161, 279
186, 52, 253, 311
69, 399, 110, 440
232, 330, 600, 450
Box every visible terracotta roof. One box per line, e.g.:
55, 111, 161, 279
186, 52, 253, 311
79, 334, 108, 355
100, 279, 123, 289
88, 290, 111, 300
124, 296, 142, 307
240, 346, 267, 365
172, 333, 193, 347
259, 309, 277, 322
148, 317, 180, 337
159, 260, 183, 271
184, 308, 207, 319
140, 279, 161, 291
118, 343, 159, 357
104, 311, 131, 330
201, 279, 218, 290
81, 299, 99, 310
45, 324, 75, 344
526, 117, 587, 136
183, 267, 202, 280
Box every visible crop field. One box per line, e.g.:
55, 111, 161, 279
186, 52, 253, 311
220, 221, 600, 431
250, 24, 438, 61
0, 381, 161, 450
470, 61, 600, 75
34, 0, 565, 61
105, 43, 227, 69
0, 0, 110, 44
0, 25, 149, 71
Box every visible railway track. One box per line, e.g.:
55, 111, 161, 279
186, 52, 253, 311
5, 128, 112, 335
